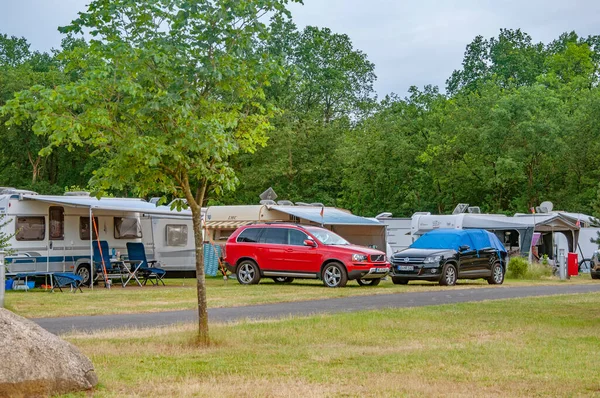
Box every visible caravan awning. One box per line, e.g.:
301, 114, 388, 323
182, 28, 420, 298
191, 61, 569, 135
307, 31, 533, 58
270, 205, 382, 226
204, 220, 254, 229
22, 195, 192, 217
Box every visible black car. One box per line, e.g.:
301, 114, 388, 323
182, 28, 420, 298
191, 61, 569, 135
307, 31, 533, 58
390, 229, 507, 286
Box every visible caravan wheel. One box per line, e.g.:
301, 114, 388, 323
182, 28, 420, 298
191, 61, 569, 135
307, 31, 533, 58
76, 265, 91, 286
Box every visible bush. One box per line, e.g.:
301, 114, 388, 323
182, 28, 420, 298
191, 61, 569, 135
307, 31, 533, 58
507, 257, 529, 279
507, 256, 553, 279
526, 261, 553, 279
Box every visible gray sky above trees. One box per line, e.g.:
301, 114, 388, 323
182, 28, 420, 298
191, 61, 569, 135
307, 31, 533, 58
1, 0, 599, 97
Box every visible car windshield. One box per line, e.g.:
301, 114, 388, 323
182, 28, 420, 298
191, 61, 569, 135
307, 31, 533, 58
306, 227, 350, 245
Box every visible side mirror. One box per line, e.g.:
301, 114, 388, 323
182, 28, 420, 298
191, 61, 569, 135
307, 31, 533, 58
459, 245, 470, 252
304, 239, 317, 247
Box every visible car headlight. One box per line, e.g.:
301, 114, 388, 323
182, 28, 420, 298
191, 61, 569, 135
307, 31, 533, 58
352, 254, 368, 262
423, 256, 441, 264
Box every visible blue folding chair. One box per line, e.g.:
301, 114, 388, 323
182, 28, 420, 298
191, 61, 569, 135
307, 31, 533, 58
93, 240, 127, 287
52, 273, 84, 293
126, 242, 166, 286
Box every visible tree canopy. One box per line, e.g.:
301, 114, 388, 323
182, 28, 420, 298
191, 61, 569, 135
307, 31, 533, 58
2, 21, 600, 221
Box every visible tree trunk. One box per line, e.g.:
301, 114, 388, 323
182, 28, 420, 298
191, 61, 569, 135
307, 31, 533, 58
182, 175, 209, 346
190, 205, 208, 345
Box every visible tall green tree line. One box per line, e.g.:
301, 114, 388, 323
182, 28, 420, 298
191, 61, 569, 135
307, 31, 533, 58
2, 25, 600, 218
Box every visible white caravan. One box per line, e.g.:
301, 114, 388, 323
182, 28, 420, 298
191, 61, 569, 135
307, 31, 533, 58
0, 188, 196, 283
409, 205, 582, 266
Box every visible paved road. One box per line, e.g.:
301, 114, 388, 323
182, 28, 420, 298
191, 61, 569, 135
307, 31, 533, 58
34, 284, 600, 334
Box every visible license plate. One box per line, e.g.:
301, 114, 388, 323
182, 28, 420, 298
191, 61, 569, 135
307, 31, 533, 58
398, 265, 414, 271
373, 267, 388, 273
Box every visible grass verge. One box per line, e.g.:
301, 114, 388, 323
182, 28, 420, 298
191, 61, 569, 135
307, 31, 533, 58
62, 293, 600, 397
5, 275, 597, 319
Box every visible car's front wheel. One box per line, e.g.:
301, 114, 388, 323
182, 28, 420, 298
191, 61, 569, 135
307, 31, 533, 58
439, 263, 457, 286
322, 262, 348, 288
272, 277, 294, 284
357, 278, 381, 286
392, 277, 409, 285
237, 260, 261, 285
487, 262, 504, 285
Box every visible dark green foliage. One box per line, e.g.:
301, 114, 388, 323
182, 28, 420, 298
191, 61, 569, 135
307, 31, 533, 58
507, 257, 529, 279
2, 23, 600, 221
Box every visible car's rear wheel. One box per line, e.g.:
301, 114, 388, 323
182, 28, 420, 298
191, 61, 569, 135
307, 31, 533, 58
237, 260, 261, 285
357, 278, 381, 286
322, 262, 347, 288
272, 277, 294, 284
439, 263, 457, 286
487, 262, 504, 285
392, 277, 409, 285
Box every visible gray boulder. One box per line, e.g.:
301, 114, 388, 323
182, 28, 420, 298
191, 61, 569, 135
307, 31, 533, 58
0, 308, 98, 397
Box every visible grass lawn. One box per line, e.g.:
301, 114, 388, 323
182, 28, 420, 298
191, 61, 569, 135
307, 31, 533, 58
62, 293, 600, 397
5, 275, 598, 319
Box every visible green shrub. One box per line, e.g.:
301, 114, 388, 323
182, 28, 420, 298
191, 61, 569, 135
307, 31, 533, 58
526, 261, 553, 279
507, 256, 553, 279
507, 257, 529, 279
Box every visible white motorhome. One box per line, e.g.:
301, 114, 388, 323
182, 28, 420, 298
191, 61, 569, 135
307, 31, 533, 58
0, 188, 196, 283
374, 213, 413, 254
410, 204, 581, 265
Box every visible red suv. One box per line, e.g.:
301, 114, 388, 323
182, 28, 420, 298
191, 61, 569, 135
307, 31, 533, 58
224, 223, 390, 287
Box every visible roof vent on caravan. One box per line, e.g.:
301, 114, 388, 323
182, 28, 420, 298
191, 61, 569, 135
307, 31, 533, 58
452, 203, 470, 214
149, 197, 161, 205
260, 199, 276, 205
277, 200, 294, 206
0, 187, 39, 195
64, 191, 90, 197
467, 206, 481, 214
376, 212, 393, 219
311, 203, 324, 207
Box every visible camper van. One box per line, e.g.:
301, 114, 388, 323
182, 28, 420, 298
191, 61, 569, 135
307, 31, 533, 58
0, 188, 195, 283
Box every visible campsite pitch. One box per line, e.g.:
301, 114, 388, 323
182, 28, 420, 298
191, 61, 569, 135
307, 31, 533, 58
61, 293, 600, 397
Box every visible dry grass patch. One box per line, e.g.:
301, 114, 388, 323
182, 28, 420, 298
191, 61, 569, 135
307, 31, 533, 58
60, 293, 600, 397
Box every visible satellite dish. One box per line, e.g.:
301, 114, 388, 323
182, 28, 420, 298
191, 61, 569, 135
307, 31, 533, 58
259, 187, 278, 201
540, 201, 554, 213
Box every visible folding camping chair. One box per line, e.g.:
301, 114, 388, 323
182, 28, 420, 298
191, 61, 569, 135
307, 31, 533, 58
126, 242, 167, 286
93, 240, 128, 287
52, 273, 84, 293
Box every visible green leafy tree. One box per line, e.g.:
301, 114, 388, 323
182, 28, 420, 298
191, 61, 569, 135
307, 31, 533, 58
2, 0, 300, 345
0, 214, 15, 252
220, 22, 376, 205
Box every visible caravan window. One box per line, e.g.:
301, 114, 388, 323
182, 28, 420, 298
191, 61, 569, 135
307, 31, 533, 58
79, 217, 99, 240
16, 216, 45, 241
114, 217, 142, 239
166, 224, 188, 246
49, 207, 64, 240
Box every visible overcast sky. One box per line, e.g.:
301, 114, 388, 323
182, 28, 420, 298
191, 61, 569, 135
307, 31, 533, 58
2, 0, 599, 97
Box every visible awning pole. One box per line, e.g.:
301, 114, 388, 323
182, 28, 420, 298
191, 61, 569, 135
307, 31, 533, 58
89, 208, 93, 290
